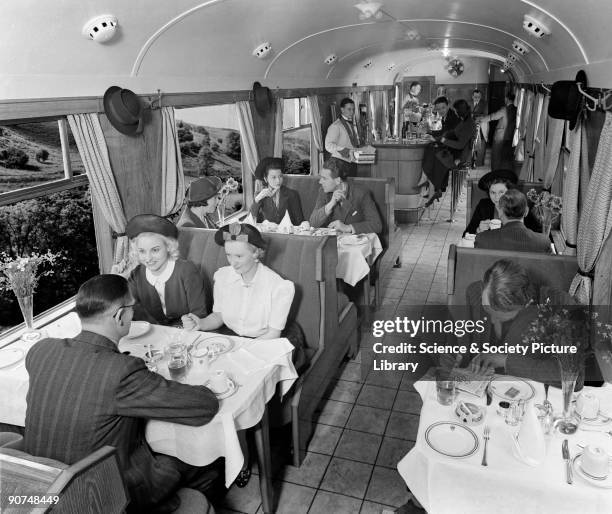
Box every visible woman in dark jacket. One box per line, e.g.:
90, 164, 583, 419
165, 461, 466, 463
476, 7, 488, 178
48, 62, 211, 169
250, 157, 305, 225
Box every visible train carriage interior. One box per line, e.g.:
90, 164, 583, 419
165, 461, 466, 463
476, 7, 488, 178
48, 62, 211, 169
2, 1, 612, 513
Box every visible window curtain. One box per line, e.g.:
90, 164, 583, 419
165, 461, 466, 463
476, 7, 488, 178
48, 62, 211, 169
67, 114, 128, 269
515, 89, 533, 162
161, 107, 185, 216
235, 101, 259, 176
542, 118, 566, 188
561, 117, 589, 255
512, 88, 525, 148
307, 95, 324, 171
569, 112, 612, 304
533, 94, 550, 183
273, 97, 283, 158
519, 91, 541, 181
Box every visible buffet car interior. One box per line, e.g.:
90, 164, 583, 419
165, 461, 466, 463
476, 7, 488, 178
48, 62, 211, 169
2, 1, 612, 513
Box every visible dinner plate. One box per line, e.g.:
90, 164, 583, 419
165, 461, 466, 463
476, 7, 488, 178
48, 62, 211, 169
573, 454, 612, 488
0, 347, 25, 369
204, 376, 238, 400
125, 321, 151, 339
488, 376, 535, 402
192, 336, 234, 358
339, 234, 369, 246
580, 413, 612, 427
425, 421, 479, 458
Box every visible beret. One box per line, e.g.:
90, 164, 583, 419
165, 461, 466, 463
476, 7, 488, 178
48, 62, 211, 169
126, 214, 178, 239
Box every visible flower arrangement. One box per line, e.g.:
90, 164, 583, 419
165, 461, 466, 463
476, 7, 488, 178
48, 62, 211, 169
526, 189, 562, 234
217, 177, 240, 226
0, 251, 61, 298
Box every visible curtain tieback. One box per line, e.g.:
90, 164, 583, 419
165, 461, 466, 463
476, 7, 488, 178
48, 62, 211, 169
565, 241, 577, 249
577, 269, 594, 279
112, 231, 127, 239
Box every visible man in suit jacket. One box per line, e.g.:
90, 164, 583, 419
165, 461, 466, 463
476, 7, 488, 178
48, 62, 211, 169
475, 189, 551, 253
479, 91, 517, 170
24, 275, 221, 513
310, 158, 382, 234
325, 98, 360, 177
430, 96, 460, 138
471, 89, 488, 166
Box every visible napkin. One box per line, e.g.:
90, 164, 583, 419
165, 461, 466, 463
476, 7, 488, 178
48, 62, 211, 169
511, 403, 546, 466
228, 348, 266, 375
278, 211, 293, 231
242, 212, 256, 225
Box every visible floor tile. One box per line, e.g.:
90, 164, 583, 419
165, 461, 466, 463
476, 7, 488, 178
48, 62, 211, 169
276, 452, 331, 488
265, 481, 316, 514
319, 457, 373, 499
221, 476, 261, 513
346, 404, 391, 435
316, 399, 353, 428
326, 380, 363, 403
376, 436, 416, 468
360, 500, 397, 514
357, 384, 397, 410
365, 369, 403, 389
217, 508, 247, 514
334, 429, 382, 464
392, 389, 423, 415
308, 423, 343, 455
365, 466, 411, 508
385, 411, 420, 441
308, 490, 363, 514
337, 361, 364, 383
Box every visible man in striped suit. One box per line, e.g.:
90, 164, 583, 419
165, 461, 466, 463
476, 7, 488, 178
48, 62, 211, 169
24, 275, 221, 513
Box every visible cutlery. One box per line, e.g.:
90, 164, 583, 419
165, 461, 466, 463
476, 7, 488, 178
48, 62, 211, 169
562, 439, 572, 484
481, 426, 490, 466
578, 428, 612, 436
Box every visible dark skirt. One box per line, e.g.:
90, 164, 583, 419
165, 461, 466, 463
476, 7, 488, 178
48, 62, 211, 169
422, 144, 452, 191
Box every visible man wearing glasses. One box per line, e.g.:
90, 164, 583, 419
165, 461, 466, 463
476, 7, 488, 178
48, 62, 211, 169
24, 274, 221, 513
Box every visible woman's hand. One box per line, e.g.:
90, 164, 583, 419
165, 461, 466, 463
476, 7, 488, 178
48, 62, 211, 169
255, 187, 275, 203
181, 313, 201, 331
477, 220, 491, 233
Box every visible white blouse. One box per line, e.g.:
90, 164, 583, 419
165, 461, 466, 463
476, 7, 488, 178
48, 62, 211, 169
145, 259, 176, 315
212, 264, 295, 337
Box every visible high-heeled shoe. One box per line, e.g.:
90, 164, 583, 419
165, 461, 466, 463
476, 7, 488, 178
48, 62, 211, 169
234, 467, 251, 488
424, 191, 442, 208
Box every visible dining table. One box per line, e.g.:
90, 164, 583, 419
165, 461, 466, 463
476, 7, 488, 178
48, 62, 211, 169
397, 370, 612, 514
0, 313, 298, 514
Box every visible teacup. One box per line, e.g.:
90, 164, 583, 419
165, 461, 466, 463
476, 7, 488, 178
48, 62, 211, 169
576, 392, 600, 420
464, 233, 476, 241
582, 445, 610, 478
489, 219, 502, 230
209, 370, 230, 394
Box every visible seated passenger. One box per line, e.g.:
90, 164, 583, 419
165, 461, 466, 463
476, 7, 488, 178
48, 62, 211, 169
429, 96, 460, 138
250, 157, 305, 225
177, 176, 222, 229
126, 214, 208, 325
422, 99, 476, 206
309, 157, 382, 234
464, 169, 540, 236
475, 189, 552, 253
465, 259, 575, 386
24, 275, 222, 513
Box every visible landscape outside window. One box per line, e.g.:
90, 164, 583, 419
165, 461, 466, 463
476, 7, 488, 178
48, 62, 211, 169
0, 121, 97, 334
282, 98, 311, 175
175, 105, 244, 216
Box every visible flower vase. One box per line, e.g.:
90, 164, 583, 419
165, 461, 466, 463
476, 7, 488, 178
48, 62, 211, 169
554, 367, 579, 435
15, 293, 41, 342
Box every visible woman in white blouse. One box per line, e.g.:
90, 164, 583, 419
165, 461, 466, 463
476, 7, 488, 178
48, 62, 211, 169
182, 223, 294, 339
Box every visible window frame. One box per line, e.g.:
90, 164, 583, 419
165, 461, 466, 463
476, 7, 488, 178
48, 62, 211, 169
282, 97, 315, 175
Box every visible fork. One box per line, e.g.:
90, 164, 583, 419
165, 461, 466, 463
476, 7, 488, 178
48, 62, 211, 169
481, 426, 490, 466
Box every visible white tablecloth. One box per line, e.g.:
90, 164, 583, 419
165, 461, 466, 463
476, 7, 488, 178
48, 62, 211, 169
337, 233, 383, 286
397, 376, 612, 514
0, 315, 298, 488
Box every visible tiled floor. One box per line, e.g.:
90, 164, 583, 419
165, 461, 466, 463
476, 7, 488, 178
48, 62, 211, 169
219, 166, 489, 514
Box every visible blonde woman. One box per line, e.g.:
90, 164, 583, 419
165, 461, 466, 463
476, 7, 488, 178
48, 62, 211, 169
126, 214, 208, 325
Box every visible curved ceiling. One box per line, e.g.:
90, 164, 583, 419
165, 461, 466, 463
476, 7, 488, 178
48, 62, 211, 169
1, 0, 611, 99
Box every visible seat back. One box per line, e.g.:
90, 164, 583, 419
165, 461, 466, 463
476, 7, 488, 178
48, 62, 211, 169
178, 227, 339, 358
282, 175, 395, 251
447, 245, 579, 305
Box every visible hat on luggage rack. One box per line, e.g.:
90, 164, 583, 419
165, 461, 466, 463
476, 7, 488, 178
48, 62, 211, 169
548, 70, 587, 131
103, 86, 144, 135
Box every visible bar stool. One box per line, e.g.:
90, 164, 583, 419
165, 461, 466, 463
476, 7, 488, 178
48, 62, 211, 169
447, 162, 470, 223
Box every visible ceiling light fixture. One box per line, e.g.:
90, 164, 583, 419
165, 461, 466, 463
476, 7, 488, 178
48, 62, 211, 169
354, 2, 384, 20
363, 60, 373, 69
82, 15, 119, 43
405, 29, 420, 40
523, 14, 550, 38
512, 40, 530, 55
253, 42, 273, 59
387, 63, 396, 71
324, 54, 337, 65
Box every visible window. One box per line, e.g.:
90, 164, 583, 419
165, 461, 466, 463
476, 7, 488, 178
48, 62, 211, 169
282, 98, 312, 175
175, 105, 244, 217
0, 119, 96, 337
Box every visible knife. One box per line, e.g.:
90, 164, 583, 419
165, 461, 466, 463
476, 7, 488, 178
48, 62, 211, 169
562, 439, 572, 484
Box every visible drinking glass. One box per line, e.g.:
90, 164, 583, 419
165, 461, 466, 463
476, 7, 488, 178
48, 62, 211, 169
143, 348, 163, 373
505, 399, 526, 426
166, 339, 188, 381
435, 368, 457, 406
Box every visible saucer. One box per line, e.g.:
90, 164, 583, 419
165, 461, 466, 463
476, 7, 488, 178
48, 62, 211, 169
572, 454, 612, 488
204, 376, 238, 399
125, 321, 151, 339
193, 336, 234, 357
0, 348, 25, 369
488, 376, 535, 402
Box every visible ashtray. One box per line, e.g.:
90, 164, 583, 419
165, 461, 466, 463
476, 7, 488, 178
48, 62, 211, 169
455, 401, 485, 425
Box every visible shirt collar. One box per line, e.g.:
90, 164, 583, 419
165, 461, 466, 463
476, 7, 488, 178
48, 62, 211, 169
146, 259, 176, 287
73, 330, 119, 353
227, 262, 262, 286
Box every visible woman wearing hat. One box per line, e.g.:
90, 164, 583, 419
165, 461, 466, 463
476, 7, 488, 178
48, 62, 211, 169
177, 176, 223, 229
126, 214, 208, 325
250, 157, 305, 225
464, 170, 540, 236
182, 222, 305, 487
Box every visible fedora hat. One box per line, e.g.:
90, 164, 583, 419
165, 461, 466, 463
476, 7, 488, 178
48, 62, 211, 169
187, 176, 223, 205
126, 214, 178, 240
103, 86, 144, 135
252, 81, 273, 116
478, 169, 518, 191
548, 70, 587, 131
